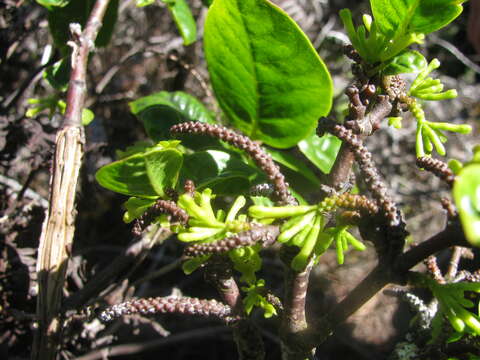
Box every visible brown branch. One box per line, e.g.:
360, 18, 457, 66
205, 257, 266, 360
33, 2, 113, 359
321, 95, 392, 191
280, 248, 315, 360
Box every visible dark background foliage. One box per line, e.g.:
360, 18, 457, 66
0, 0, 479, 359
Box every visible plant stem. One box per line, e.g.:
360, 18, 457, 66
33, 1, 112, 359
280, 247, 315, 360
206, 257, 266, 360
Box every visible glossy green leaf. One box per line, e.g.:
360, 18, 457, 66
204, 0, 333, 148
370, 0, 465, 37
298, 133, 341, 174
453, 164, 480, 246
96, 152, 158, 198
181, 150, 263, 195
130, 91, 215, 146
96, 145, 183, 198
123, 197, 157, 223
383, 50, 427, 75
162, 0, 197, 45
46, 0, 119, 54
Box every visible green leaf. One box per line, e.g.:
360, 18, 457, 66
36, 0, 70, 10
144, 148, 183, 197
370, 0, 464, 37
383, 50, 427, 75
181, 150, 263, 195
162, 0, 197, 45
123, 197, 157, 223
44, 58, 70, 91
453, 164, 480, 246
182, 255, 211, 274
204, 0, 333, 148
46, 0, 119, 54
81, 108, 95, 125
130, 91, 216, 148
136, 0, 155, 6
95, 144, 183, 198
298, 133, 341, 174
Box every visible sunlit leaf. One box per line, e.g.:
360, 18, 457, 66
204, 0, 332, 148
298, 133, 341, 174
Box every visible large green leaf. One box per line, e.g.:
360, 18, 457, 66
162, 0, 197, 45
180, 150, 264, 195
96, 145, 183, 198
370, 0, 465, 37
130, 91, 215, 146
453, 164, 480, 246
204, 0, 333, 148
298, 133, 341, 174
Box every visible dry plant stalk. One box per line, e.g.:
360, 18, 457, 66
33, 1, 112, 359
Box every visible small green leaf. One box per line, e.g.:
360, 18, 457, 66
144, 148, 183, 197
298, 133, 341, 174
130, 91, 215, 147
204, 0, 333, 148
181, 150, 263, 195
123, 197, 157, 223
453, 164, 480, 246
44, 58, 70, 91
182, 255, 211, 274
383, 50, 427, 75
96, 152, 158, 198
162, 0, 197, 45
136, 0, 155, 6
36, 0, 70, 9
370, 0, 464, 37
81, 108, 94, 125
96, 144, 183, 198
